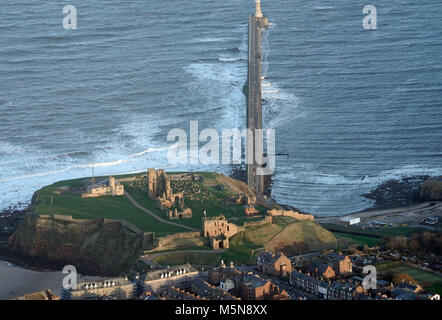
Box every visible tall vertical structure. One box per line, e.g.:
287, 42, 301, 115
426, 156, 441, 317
246, 1, 269, 199
255, 0, 263, 18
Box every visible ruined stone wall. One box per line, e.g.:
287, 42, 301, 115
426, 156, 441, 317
148, 168, 171, 199
118, 176, 145, 183
81, 176, 124, 198
267, 209, 315, 221
147, 168, 192, 219
203, 216, 239, 239
242, 215, 272, 228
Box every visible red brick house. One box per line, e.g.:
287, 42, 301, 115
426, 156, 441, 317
307, 261, 336, 279
325, 252, 352, 275
256, 251, 293, 277
241, 275, 287, 300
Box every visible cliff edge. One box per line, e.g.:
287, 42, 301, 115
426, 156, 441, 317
7, 214, 143, 276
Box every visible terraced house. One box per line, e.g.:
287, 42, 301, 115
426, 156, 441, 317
307, 261, 336, 279
325, 252, 353, 275
256, 251, 293, 277
62, 278, 136, 300
327, 282, 363, 300
137, 264, 199, 294
289, 271, 329, 298
241, 275, 288, 300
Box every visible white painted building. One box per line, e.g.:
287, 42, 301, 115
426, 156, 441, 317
340, 216, 361, 225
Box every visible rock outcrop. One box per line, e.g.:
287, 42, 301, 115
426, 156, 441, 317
7, 214, 143, 276
420, 176, 442, 201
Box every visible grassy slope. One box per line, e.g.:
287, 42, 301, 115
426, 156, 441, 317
232, 216, 337, 254
151, 217, 338, 266
321, 223, 431, 237
152, 242, 262, 266
335, 232, 380, 247
31, 172, 260, 235
32, 173, 337, 262
33, 178, 184, 237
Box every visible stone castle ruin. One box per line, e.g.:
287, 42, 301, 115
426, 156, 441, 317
81, 176, 124, 198
147, 168, 192, 220
267, 209, 315, 221
202, 214, 240, 250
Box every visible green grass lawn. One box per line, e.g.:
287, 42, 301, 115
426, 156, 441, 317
388, 265, 442, 285
335, 232, 380, 247
153, 251, 220, 266
321, 223, 430, 238
381, 265, 442, 294
152, 242, 262, 266
33, 179, 185, 237
31, 172, 259, 236
220, 241, 263, 265
125, 185, 247, 230
425, 283, 442, 295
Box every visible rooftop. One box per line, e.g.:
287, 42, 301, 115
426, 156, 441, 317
257, 251, 285, 265
242, 275, 268, 288
141, 264, 197, 282
71, 277, 132, 292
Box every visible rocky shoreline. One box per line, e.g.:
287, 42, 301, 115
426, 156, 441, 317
361, 175, 430, 212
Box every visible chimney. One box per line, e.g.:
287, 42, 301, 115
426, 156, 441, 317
255, 0, 263, 18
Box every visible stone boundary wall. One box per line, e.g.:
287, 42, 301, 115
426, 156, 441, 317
267, 209, 315, 221
242, 215, 272, 228
118, 176, 146, 183
42, 214, 94, 224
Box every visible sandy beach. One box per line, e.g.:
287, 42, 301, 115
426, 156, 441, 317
0, 260, 64, 300
0, 261, 103, 300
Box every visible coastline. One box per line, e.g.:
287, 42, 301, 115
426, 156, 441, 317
0, 173, 440, 274
316, 175, 442, 225
317, 200, 442, 225
0, 260, 64, 300
0, 260, 104, 300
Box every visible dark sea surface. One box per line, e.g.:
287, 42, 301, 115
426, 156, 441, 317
1, 0, 441, 215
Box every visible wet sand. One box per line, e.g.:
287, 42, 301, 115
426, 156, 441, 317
0, 260, 64, 300
0, 261, 102, 300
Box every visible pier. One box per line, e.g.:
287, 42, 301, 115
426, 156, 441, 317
246, 1, 269, 199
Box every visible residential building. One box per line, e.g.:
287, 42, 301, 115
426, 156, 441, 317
307, 261, 336, 279
137, 264, 199, 294
62, 278, 136, 300
241, 274, 287, 300
325, 252, 353, 275
256, 251, 293, 277
327, 282, 362, 300
397, 282, 423, 293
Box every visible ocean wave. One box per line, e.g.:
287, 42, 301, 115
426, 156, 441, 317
275, 166, 442, 187
313, 6, 335, 10
194, 37, 228, 43
218, 57, 243, 62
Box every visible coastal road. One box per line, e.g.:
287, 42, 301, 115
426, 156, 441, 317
316, 201, 442, 224
124, 192, 198, 231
